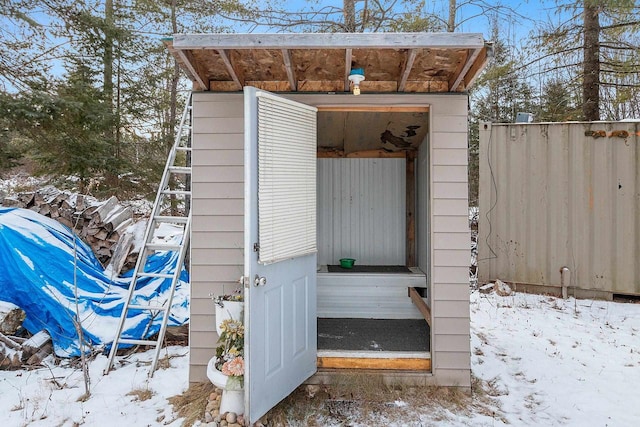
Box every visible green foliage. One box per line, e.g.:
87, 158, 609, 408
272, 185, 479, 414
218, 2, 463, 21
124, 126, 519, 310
539, 78, 581, 122
0, 129, 23, 171
468, 25, 538, 206
0, 63, 117, 189
531, 1, 640, 120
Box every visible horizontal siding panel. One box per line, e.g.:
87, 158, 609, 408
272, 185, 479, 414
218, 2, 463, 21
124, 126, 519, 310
432, 300, 470, 317
432, 148, 468, 166
192, 215, 244, 232
430, 368, 471, 387
192, 182, 244, 199
192, 198, 244, 216
433, 182, 468, 199
193, 117, 244, 134
433, 249, 470, 267
191, 346, 215, 363
189, 315, 216, 333
189, 365, 208, 384
191, 298, 218, 317
192, 100, 244, 118
432, 199, 468, 216
191, 248, 244, 265
433, 216, 469, 233
191, 149, 244, 166
193, 92, 242, 104
432, 317, 470, 335
191, 231, 243, 249
191, 265, 244, 282
191, 282, 239, 299
433, 232, 470, 250
189, 328, 218, 344
433, 334, 470, 352
430, 97, 468, 115
193, 133, 243, 150
432, 165, 468, 182
433, 266, 469, 283
432, 116, 467, 133
433, 351, 471, 369
431, 132, 467, 149
192, 166, 244, 183
433, 283, 471, 301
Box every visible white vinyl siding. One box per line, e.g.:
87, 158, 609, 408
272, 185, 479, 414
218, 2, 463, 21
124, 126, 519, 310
429, 96, 471, 387
317, 158, 406, 266
190, 92, 245, 383
256, 92, 318, 264
190, 92, 472, 388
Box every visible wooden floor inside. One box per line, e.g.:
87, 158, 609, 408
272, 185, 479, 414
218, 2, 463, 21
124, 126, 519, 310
317, 318, 431, 370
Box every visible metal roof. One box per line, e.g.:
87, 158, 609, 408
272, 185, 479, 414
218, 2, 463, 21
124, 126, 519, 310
165, 32, 490, 93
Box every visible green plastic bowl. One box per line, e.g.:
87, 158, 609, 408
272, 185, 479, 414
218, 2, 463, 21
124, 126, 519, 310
339, 258, 356, 268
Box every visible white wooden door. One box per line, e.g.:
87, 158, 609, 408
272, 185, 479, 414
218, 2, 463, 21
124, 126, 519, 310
244, 87, 318, 424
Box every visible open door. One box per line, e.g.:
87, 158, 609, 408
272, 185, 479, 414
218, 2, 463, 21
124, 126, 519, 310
244, 87, 318, 424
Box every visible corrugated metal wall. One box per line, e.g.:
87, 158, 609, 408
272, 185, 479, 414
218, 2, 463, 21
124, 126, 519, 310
478, 121, 640, 296
317, 158, 405, 266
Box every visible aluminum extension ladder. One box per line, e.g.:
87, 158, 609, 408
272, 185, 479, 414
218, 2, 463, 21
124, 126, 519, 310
104, 94, 192, 376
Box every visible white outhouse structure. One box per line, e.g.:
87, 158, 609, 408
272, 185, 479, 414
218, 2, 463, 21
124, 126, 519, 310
166, 32, 489, 423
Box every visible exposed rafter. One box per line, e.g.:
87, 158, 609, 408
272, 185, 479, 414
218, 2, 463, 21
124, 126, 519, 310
281, 49, 297, 91
344, 48, 353, 92
450, 47, 482, 91
398, 49, 418, 92
175, 50, 207, 90
217, 49, 243, 90
165, 33, 490, 93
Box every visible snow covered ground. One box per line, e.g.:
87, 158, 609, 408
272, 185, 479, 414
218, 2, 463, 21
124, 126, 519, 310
1, 290, 639, 426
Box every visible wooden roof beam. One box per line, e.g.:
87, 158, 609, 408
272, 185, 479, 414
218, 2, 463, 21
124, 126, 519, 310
344, 48, 353, 92
281, 49, 297, 91
217, 49, 243, 90
464, 46, 490, 89
398, 49, 418, 92
173, 33, 486, 50
450, 47, 482, 91
175, 50, 207, 90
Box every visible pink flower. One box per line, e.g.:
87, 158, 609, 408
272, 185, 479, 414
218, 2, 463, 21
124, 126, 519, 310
222, 357, 244, 377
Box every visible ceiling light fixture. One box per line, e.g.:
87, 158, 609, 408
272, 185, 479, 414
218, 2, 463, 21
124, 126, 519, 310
348, 68, 365, 95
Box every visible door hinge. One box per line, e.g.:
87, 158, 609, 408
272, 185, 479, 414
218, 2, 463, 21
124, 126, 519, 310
253, 242, 260, 252
240, 275, 250, 288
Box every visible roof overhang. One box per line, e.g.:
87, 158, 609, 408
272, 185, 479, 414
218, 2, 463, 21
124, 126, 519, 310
165, 32, 491, 93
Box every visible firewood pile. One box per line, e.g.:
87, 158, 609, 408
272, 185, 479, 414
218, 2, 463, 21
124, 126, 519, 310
0, 302, 52, 369
1, 186, 138, 269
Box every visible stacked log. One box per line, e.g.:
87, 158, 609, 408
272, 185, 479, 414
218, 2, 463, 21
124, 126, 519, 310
0, 302, 52, 369
0, 301, 25, 335
1, 186, 134, 267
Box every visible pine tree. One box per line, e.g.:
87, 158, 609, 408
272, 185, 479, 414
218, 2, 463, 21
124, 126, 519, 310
1, 63, 116, 191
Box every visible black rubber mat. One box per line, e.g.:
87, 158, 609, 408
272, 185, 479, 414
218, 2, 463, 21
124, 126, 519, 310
317, 318, 430, 352
327, 265, 412, 273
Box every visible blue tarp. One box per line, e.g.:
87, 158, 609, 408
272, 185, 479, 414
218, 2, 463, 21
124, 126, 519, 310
0, 207, 189, 357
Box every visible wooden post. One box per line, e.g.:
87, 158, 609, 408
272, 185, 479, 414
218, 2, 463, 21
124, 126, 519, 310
406, 151, 416, 266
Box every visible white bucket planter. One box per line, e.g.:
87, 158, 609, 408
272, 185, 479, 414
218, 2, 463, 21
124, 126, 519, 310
207, 357, 244, 415
215, 300, 244, 335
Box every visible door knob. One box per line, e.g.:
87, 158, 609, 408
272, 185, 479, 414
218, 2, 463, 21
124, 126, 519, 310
254, 275, 267, 287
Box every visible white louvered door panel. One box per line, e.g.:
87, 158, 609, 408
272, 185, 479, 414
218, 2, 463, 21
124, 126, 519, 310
244, 87, 317, 425
257, 91, 317, 264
